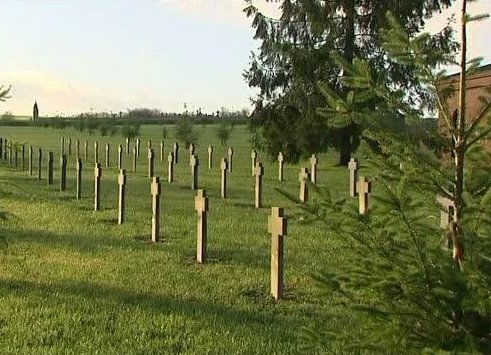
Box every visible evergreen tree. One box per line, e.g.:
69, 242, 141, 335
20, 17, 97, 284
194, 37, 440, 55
244, 0, 455, 164
295, 2, 491, 352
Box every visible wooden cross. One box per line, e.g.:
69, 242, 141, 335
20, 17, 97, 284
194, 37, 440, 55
118, 144, 123, 170
437, 195, 455, 229
148, 148, 155, 178
84, 140, 88, 161
0, 138, 3, 158
190, 154, 199, 190
160, 140, 164, 162
348, 158, 358, 197
21, 145, 25, 171
76, 139, 80, 160
254, 162, 264, 208
94, 141, 99, 163
118, 169, 127, 225
207, 145, 213, 170
60, 137, 65, 155
68, 137, 72, 156
37, 148, 42, 180
189, 143, 195, 162
173, 142, 179, 164
94, 163, 102, 211
47, 152, 54, 186
227, 147, 233, 173
268, 207, 287, 301
251, 150, 257, 177
132, 146, 137, 173
195, 189, 209, 263
126, 137, 130, 155
76, 158, 82, 200
167, 152, 174, 183
298, 168, 309, 203
151, 176, 161, 242
147, 139, 152, 150
356, 176, 372, 215
310, 154, 318, 185
278, 152, 284, 182
220, 158, 228, 198
28, 145, 33, 176
136, 138, 141, 157
105, 143, 110, 168
3, 139, 7, 160
59, 155, 67, 191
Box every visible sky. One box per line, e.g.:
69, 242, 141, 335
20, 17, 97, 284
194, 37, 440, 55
0, 0, 489, 116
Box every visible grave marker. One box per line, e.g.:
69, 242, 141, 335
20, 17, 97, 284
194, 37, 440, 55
136, 138, 141, 157
84, 140, 88, 161
310, 154, 318, 185
298, 168, 309, 203
118, 145, 123, 170
47, 152, 54, 185
3, 139, 7, 160
160, 140, 164, 162
251, 150, 257, 177
268, 207, 287, 301
167, 152, 174, 183
220, 158, 227, 198
278, 152, 284, 182
94, 141, 99, 163
60, 137, 65, 155
357, 176, 372, 215
148, 139, 152, 150
190, 154, 199, 190
76, 139, 80, 159
76, 159, 82, 199
173, 143, 179, 164
207, 145, 213, 170
105, 143, 110, 168
21, 145, 25, 171
37, 148, 42, 180
94, 163, 102, 211
126, 137, 130, 154
227, 147, 233, 173
189, 143, 195, 163
195, 189, 209, 263
68, 137, 72, 156
118, 169, 126, 224
132, 146, 137, 173
348, 158, 358, 197
60, 154, 67, 191
254, 162, 264, 208
8, 142, 12, 164
14, 146, 17, 167
0, 138, 3, 158
148, 148, 155, 178
151, 176, 161, 242
28, 146, 33, 176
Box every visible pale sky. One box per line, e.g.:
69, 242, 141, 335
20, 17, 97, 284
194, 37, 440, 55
0, 0, 489, 116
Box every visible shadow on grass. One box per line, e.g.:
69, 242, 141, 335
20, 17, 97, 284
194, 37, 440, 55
0, 277, 300, 342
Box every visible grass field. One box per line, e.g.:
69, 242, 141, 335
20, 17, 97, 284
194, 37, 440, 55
0, 124, 376, 353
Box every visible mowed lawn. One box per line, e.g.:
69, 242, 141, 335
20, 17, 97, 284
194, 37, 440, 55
0, 124, 369, 353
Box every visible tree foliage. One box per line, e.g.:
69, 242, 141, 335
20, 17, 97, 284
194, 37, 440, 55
175, 117, 197, 146
244, 0, 456, 164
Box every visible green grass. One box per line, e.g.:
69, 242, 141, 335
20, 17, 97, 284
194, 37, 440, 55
0, 124, 375, 353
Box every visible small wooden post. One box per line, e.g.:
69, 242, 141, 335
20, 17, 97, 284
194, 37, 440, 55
167, 152, 174, 183
148, 148, 155, 178
357, 176, 372, 215
160, 140, 164, 162
68, 137, 72, 156
105, 143, 110, 168
221, 158, 228, 198
118, 144, 123, 170
0, 138, 3, 158
3, 139, 7, 160
254, 162, 264, 208
60, 137, 65, 155
118, 169, 126, 224
126, 137, 130, 154
84, 140, 88, 161
195, 189, 209, 263
251, 150, 257, 177
310, 154, 318, 185
47, 152, 54, 186
37, 148, 42, 180
189, 143, 195, 163
268, 207, 287, 301
348, 158, 358, 197
298, 168, 309, 203
21, 145, 25, 171
76, 158, 82, 200
94, 141, 99, 163
190, 154, 199, 190
207, 145, 213, 170
132, 146, 137, 173
278, 152, 284, 182
227, 147, 233, 173
173, 142, 179, 164
76, 139, 80, 160
151, 176, 161, 242
94, 163, 102, 211
28, 146, 33, 176
14, 146, 18, 168
60, 154, 67, 191
136, 138, 141, 157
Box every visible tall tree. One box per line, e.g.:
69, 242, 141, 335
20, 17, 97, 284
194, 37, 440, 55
244, 0, 455, 164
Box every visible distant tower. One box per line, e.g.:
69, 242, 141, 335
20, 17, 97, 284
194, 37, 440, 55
32, 101, 39, 122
